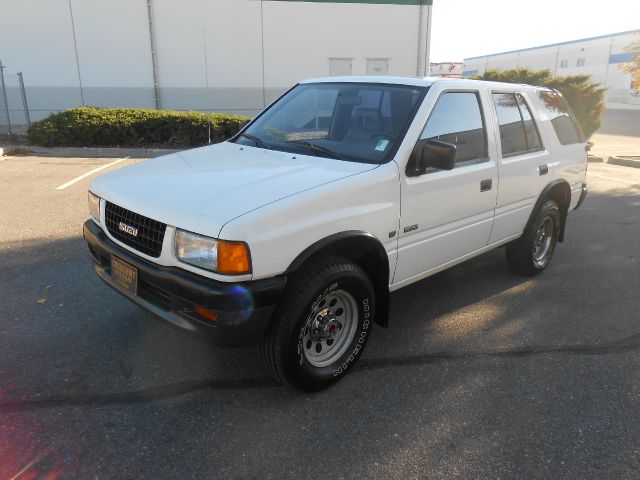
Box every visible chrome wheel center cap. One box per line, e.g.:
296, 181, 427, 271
311, 308, 339, 341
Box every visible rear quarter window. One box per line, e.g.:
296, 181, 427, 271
537, 91, 584, 145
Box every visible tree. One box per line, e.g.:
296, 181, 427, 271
621, 34, 640, 90
472, 67, 606, 138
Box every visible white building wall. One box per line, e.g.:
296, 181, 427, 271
462, 31, 639, 106
429, 62, 463, 77
0, 0, 432, 130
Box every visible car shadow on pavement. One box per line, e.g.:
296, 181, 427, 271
1, 186, 640, 477
2, 189, 639, 410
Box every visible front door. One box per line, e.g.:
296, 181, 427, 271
393, 89, 499, 287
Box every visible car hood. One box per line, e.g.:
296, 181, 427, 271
90, 142, 377, 237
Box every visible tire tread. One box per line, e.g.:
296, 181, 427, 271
261, 255, 366, 390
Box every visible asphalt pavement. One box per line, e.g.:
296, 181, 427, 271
1, 153, 640, 479
590, 108, 640, 158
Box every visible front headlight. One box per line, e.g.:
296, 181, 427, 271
88, 191, 101, 223
175, 229, 251, 275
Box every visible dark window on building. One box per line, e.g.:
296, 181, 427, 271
538, 91, 583, 145
577, 58, 586, 67
560, 60, 568, 69
420, 91, 487, 164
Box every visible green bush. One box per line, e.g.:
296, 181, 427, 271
27, 107, 251, 148
472, 68, 606, 138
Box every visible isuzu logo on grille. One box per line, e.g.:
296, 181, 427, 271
118, 222, 138, 237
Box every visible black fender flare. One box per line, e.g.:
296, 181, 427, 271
285, 231, 391, 328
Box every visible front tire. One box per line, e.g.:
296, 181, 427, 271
262, 257, 375, 392
505, 200, 560, 276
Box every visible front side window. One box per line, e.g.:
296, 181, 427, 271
419, 91, 487, 164
538, 91, 584, 145
236, 82, 426, 164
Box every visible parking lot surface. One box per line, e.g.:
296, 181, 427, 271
1, 154, 640, 479
590, 109, 640, 157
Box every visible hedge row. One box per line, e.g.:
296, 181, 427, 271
472, 68, 606, 138
27, 107, 251, 148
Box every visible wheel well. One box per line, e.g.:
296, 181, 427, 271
538, 180, 572, 242
286, 233, 391, 328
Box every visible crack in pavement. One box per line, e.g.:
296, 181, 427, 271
3, 333, 640, 412
359, 333, 640, 370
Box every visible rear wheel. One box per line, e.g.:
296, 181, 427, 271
506, 200, 560, 276
262, 257, 375, 392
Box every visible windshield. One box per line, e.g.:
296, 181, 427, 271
235, 82, 427, 164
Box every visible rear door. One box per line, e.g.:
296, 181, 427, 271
488, 90, 552, 243
393, 88, 499, 286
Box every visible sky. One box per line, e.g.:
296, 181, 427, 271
429, 0, 640, 62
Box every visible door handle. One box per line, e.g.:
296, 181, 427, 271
480, 179, 492, 192
539, 164, 549, 175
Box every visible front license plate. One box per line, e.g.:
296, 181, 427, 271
111, 256, 138, 296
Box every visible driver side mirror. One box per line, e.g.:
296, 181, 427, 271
409, 139, 456, 175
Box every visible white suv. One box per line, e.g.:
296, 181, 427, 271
84, 77, 588, 391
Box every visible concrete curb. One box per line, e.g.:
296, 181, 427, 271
607, 155, 640, 169
1, 145, 184, 158
587, 155, 604, 163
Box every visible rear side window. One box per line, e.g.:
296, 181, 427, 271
420, 91, 487, 164
538, 91, 583, 145
516, 94, 543, 151
492, 92, 543, 156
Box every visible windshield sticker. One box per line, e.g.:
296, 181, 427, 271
375, 139, 389, 152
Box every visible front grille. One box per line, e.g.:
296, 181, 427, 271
105, 202, 166, 257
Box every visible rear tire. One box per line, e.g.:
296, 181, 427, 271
261, 256, 375, 392
506, 200, 560, 276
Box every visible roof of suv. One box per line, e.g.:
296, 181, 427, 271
301, 75, 550, 92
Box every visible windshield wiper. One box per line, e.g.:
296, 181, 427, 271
238, 132, 269, 149
287, 140, 343, 160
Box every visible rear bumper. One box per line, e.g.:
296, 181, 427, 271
574, 182, 588, 210
83, 220, 286, 347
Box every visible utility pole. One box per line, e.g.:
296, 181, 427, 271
0, 60, 12, 137
17, 72, 30, 127
68, 0, 85, 106
146, 0, 161, 109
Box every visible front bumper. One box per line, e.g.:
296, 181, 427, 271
83, 220, 286, 347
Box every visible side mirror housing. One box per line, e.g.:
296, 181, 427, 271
409, 139, 456, 175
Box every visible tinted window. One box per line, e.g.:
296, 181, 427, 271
538, 91, 583, 145
493, 93, 527, 156
420, 92, 487, 163
516, 94, 543, 151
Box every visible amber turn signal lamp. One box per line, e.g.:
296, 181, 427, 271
194, 306, 219, 322
217, 241, 252, 275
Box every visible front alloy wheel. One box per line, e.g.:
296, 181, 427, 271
302, 289, 359, 368
262, 256, 375, 392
